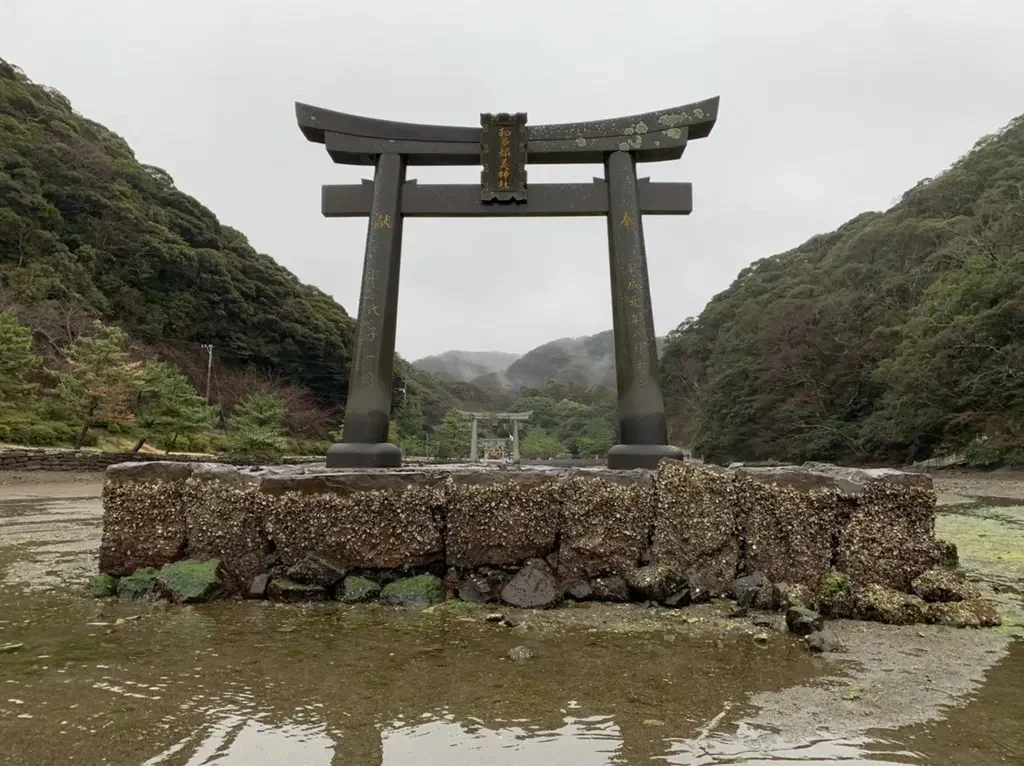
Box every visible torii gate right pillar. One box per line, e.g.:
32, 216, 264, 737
605, 150, 684, 470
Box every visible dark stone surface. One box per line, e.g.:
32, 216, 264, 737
805, 629, 842, 653
247, 574, 271, 599
565, 581, 593, 601
785, 607, 824, 636
457, 575, 493, 604
731, 572, 768, 607
286, 552, 347, 589
589, 575, 630, 602
268, 578, 326, 602
501, 566, 560, 609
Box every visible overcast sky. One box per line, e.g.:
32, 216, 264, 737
4, 1, 1023, 360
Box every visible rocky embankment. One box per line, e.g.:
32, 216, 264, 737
88, 459, 1002, 636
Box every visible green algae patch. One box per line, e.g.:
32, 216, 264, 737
158, 560, 222, 603
339, 576, 381, 604
380, 574, 443, 607
88, 573, 118, 598
116, 568, 160, 600
818, 571, 856, 617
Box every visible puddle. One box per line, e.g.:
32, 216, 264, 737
0, 489, 1020, 764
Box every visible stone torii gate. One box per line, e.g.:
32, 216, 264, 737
456, 410, 531, 463
296, 98, 719, 469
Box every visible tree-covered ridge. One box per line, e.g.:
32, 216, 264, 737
661, 113, 1024, 466
0, 57, 355, 405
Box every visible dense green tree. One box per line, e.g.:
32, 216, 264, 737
227, 392, 286, 462
431, 409, 472, 460
661, 113, 1024, 465
51, 321, 140, 447
519, 428, 565, 459
0, 308, 39, 402
132, 360, 218, 452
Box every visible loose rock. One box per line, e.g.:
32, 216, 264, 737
785, 607, 824, 636
731, 572, 768, 607
926, 599, 1001, 628
625, 565, 682, 603
158, 560, 222, 603
339, 576, 382, 604
508, 645, 534, 662
854, 583, 927, 625
267, 578, 327, 602
912, 568, 981, 603
564, 581, 593, 601
247, 574, 271, 599
753, 632, 770, 645
817, 571, 856, 618
589, 575, 629, 602
380, 574, 444, 607
88, 574, 117, 598
116, 568, 160, 600
805, 629, 842, 653
457, 575, 493, 604
285, 552, 347, 589
501, 566, 559, 608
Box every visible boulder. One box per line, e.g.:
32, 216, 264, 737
817, 571, 856, 618
457, 575, 493, 604
116, 568, 161, 600
565, 581, 593, 601
731, 572, 768, 607
589, 575, 630, 603
268, 578, 327, 602
805, 629, 842, 653
339, 576, 382, 604
911, 568, 981, 603
380, 574, 444, 607
158, 559, 222, 603
785, 607, 824, 636
625, 565, 683, 603
854, 583, 927, 625
285, 552, 347, 589
501, 566, 560, 609
88, 573, 117, 598
663, 573, 711, 608
926, 600, 1001, 628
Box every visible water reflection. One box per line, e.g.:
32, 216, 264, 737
144, 715, 336, 765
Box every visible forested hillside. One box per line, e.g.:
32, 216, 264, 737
0, 57, 356, 405
661, 114, 1024, 466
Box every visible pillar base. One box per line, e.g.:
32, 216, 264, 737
326, 442, 402, 469
607, 443, 685, 471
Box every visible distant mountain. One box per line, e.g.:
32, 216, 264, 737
415, 331, 667, 392
412, 350, 521, 383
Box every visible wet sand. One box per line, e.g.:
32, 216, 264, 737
0, 470, 1020, 764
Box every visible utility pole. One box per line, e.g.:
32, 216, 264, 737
200, 344, 214, 403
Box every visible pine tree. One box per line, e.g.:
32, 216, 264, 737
132, 360, 217, 452
227, 392, 286, 462
0, 309, 40, 403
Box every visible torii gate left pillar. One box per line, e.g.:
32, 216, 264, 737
297, 98, 719, 469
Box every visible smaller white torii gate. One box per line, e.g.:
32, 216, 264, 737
455, 411, 532, 463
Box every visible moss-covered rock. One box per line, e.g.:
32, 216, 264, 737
116, 568, 160, 600
339, 576, 381, 604
268, 578, 326, 602
88, 573, 118, 598
158, 559, 222, 603
818, 571, 856, 617
380, 574, 444, 607
854, 583, 927, 625
911, 568, 980, 603
926, 599, 1001, 628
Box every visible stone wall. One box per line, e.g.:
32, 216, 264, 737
0, 447, 322, 472
99, 460, 951, 600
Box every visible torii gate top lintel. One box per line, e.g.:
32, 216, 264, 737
305, 98, 720, 470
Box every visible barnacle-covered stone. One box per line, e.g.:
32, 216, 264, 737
911, 567, 981, 603
652, 462, 739, 595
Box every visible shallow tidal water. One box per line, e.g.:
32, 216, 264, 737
0, 486, 1021, 765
